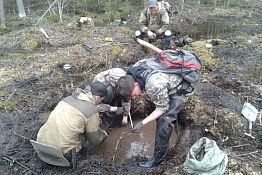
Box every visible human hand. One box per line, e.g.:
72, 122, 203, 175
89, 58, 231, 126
147, 30, 156, 39
97, 104, 111, 112
121, 115, 128, 125
131, 121, 144, 133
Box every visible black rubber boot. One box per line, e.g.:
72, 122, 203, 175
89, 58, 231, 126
138, 119, 172, 168
148, 39, 155, 43
71, 148, 78, 170
138, 97, 186, 168
162, 41, 171, 50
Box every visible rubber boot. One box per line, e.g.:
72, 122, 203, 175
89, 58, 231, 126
135, 32, 147, 53
162, 40, 171, 50
138, 118, 172, 168
71, 148, 77, 170
162, 35, 171, 50
148, 39, 155, 43
138, 97, 186, 168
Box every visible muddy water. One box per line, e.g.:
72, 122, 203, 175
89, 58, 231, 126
182, 17, 234, 40
182, 16, 262, 84
92, 120, 180, 165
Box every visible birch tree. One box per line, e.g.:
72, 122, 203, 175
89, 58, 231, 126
16, 0, 26, 17
0, 0, 5, 24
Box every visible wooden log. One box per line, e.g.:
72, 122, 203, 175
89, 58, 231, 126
39, 28, 49, 39
136, 38, 162, 53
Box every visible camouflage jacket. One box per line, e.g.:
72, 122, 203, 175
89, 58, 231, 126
132, 59, 183, 111
93, 69, 131, 114
139, 2, 169, 35
145, 72, 182, 111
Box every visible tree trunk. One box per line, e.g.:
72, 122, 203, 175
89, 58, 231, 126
58, 0, 63, 23
16, 0, 26, 17
143, 0, 147, 8
214, 0, 217, 8
197, 0, 201, 5
0, 0, 5, 24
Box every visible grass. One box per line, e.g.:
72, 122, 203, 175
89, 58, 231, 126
186, 40, 217, 70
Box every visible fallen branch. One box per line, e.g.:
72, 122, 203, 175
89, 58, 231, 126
39, 28, 49, 39
14, 131, 30, 141
236, 150, 259, 157
77, 168, 102, 175
231, 144, 251, 148
112, 131, 127, 163
2, 156, 38, 175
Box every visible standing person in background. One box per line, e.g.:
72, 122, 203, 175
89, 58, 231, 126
93, 68, 131, 125
135, 0, 172, 50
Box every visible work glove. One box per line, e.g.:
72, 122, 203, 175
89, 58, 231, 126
147, 30, 156, 39
97, 104, 111, 112
132, 121, 144, 133
115, 107, 124, 115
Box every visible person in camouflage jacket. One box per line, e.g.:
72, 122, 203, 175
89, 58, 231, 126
135, 0, 172, 50
116, 60, 191, 168
93, 68, 131, 125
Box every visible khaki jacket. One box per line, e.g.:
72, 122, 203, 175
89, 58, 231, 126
37, 88, 105, 155
139, 2, 169, 35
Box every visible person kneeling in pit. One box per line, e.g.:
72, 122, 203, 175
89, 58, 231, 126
35, 82, 108, 168
93, 68, 131, 125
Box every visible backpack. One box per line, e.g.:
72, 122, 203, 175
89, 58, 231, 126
146, 49, 202, 84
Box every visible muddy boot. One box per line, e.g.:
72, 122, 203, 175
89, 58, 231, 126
148, 39, 155, 44
139, 97, 185, 168
138, 144, 167, 168
64, 148, 79, 169
162, 40, 171, 50
162, 33, 171, 50
71, 148, 78, 170
138, 118, 173, 168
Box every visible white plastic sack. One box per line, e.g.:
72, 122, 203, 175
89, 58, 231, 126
183, 137, 228, 175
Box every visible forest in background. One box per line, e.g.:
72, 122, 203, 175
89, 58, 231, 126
1, 0, 262, 26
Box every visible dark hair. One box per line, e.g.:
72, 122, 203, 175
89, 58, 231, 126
90, 82, 107, 97
116, 75, 136, 98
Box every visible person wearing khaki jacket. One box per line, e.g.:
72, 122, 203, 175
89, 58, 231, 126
36, 82, 108, 164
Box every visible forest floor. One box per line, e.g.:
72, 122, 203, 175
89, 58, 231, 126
0, 4, 261, 175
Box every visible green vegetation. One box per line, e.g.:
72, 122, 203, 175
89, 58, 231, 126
111, 45, 124, 56
187, 41, 217, 70
0, 24, 6, 30
19, 31, 41, 51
